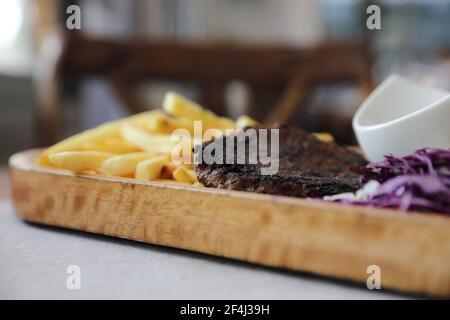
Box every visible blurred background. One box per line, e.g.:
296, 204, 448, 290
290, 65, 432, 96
1, 0, 450, 177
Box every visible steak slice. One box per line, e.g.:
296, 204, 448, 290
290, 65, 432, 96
193, 125, 367, 198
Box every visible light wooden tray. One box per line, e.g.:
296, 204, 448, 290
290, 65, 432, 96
9, 149, 450, 297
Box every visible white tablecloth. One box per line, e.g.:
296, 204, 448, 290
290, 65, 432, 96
0, 201, 405, 300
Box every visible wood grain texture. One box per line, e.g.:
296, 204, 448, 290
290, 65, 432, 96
9, 149, 450, 297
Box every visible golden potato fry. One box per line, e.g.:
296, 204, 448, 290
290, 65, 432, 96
163, 92, 235, 129
161, 161, 193, 178
181, 161, 193, 170
147, 111, 174, 134
121, 123, 177, 153
147, 111, 195, 135
100, 152, 158, 176
236, 115, 258, 128
135, 155, 169, 180
185, 168, 199, 183
79, 170, 99, 176
80, 138, 140, 153
38, 90, 262, 187
161, 161, 177, 175
313, 132, 335, 143
193, 182, 204, 187
37, 110, 159, 166
172, 165, 199, 184
163, 92, 203, 118
105, 138, 141, 153
134, 117, 152, 131
48, 151, 113, 173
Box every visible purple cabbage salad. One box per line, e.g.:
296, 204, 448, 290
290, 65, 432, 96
330, 148, 450, 214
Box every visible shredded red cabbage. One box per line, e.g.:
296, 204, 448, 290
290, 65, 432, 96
361, 148, 450, 187
339, 148, 450, 214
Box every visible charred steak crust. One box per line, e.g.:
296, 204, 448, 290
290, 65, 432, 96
194, 125, 367, 198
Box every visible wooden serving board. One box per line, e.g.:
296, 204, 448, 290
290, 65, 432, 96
9, 149, 450, 297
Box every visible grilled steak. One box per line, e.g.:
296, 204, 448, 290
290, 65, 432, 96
193, 125, 367, 198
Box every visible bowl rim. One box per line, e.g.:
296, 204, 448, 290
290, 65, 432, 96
353, 75, 450, 132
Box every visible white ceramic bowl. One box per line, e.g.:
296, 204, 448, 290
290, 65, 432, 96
353, 74, 450, 162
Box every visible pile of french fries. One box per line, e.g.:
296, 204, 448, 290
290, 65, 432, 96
37, 92, 258, 186
37, 92, 333, 186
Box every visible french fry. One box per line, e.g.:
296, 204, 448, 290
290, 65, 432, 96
147, 111, 195, 135
100, 152, 158, 176
80, 138, 140, 153
135, 155, 169, 180
163, 92, 204, 118
236, 115, 258, 128
103, 138, 141, 153
48, 151, 113, 173
162, 161, 177, 174
313, 132, 335, 143
39, 90, 263, 187
121, 123, 177, 153
193, 182, 204, 187
135, 117, 152, 131
80, 170, 101, 176
172, 165, 199, 184
37, 110, 159, 166
163, 92, 236, 129
181, 161, 193, 170
160, 161, 194, 179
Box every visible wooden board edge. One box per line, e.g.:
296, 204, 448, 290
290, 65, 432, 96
9, 149, 450, 297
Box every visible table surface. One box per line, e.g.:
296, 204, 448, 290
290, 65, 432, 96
0, 195, 409, 300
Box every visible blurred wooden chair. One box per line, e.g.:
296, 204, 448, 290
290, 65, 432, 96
34, 32, 373, 146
